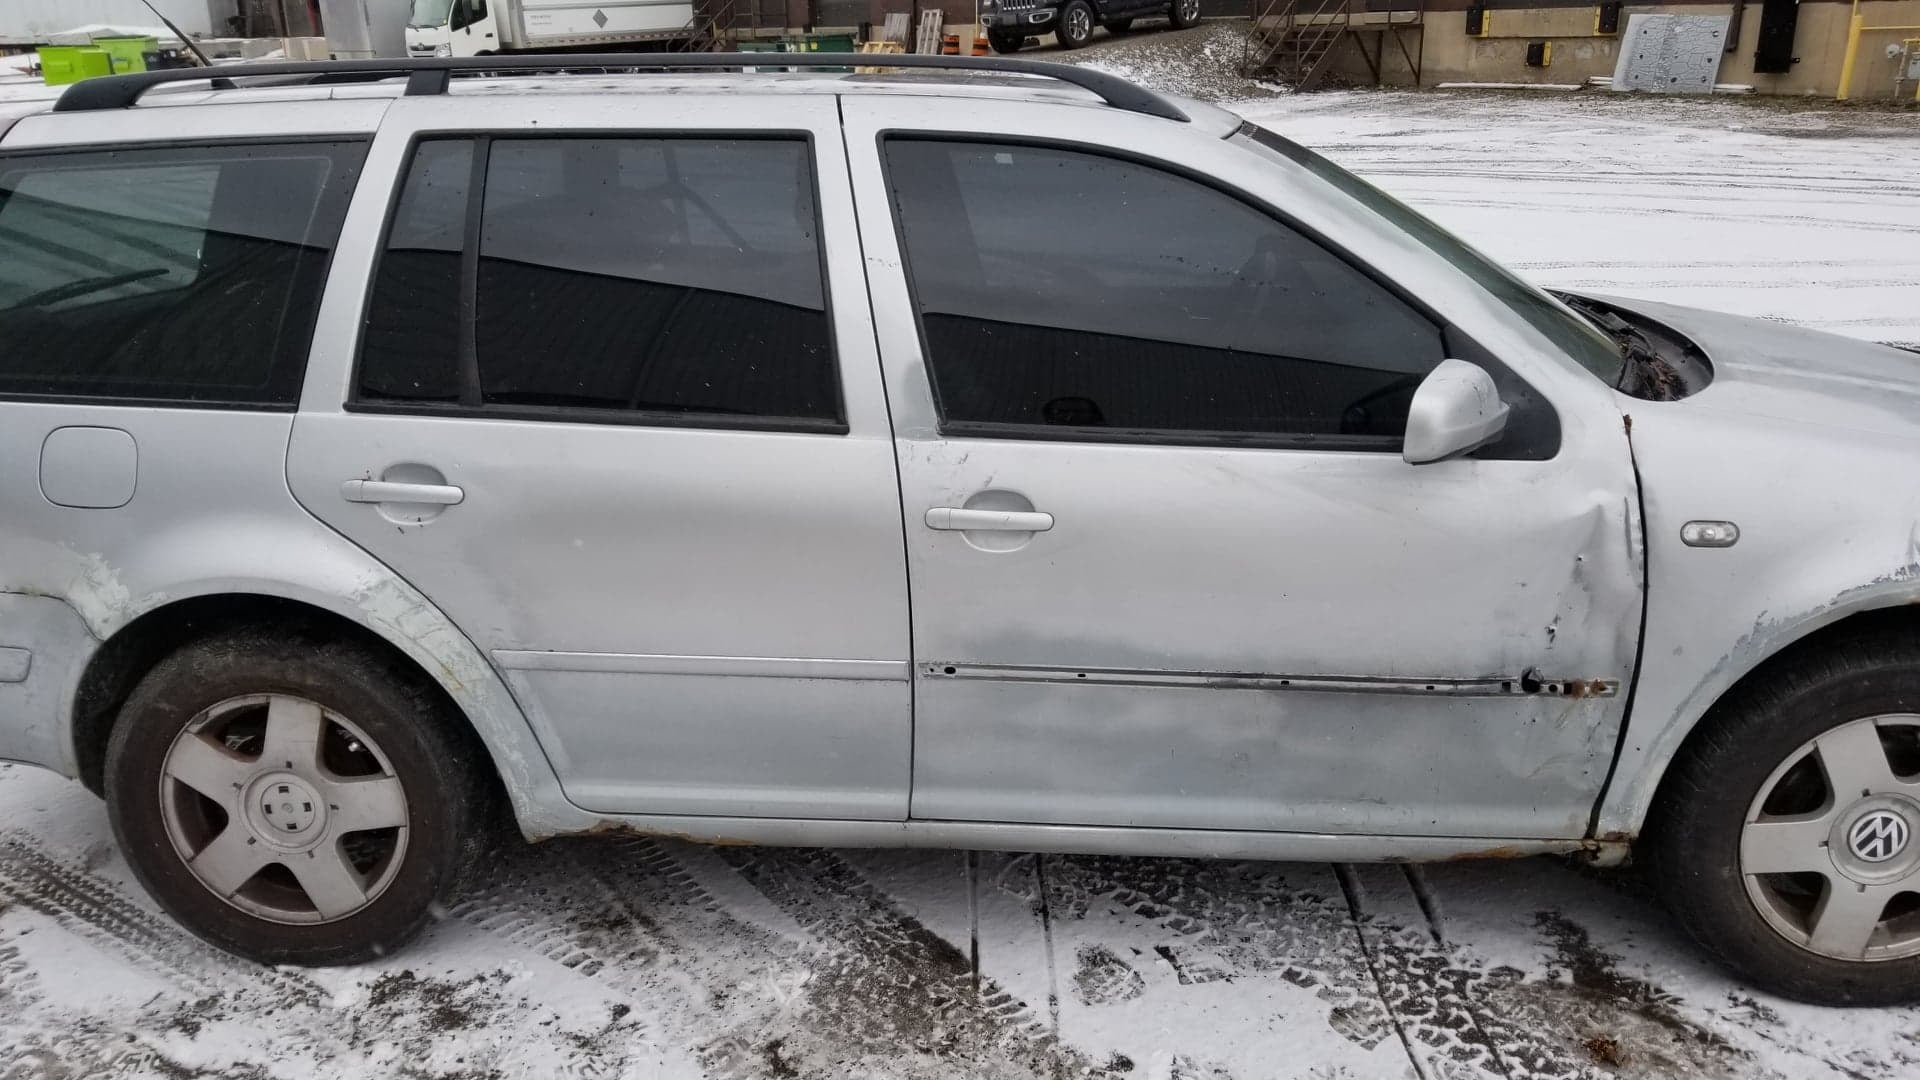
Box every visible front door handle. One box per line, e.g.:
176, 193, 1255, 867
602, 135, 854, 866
925, 507, 1054, 532
341, 479, 465, 506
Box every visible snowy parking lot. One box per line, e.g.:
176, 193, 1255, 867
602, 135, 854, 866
3, 73, 1920, 1080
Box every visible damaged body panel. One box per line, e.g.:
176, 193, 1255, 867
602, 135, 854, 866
6, 68, 1914, 873
1578, 295, 1920, 838
881, 436, 1642, 839
841, 95, 1646, 841
0, 402, 587, 836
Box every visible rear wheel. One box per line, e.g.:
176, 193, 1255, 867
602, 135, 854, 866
105, 632, 492, 965
1169, 0, 1202, 28
1056, 0, 1096, 48
1647, 635, 1920, 1004
987, 28, 1025, 54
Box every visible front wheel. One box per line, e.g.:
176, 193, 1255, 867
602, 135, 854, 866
1056, 0, 1096, 49
1646, 635, 1920, 1004
1168, 0, 1202, 28
105, 632, 493, 965
987, 28, 1025, 54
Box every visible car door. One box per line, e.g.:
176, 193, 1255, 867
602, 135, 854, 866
288, 94, 912, 821
841, 96, 1643, 840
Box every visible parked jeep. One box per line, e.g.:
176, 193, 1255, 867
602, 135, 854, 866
982, 0, 1203, 52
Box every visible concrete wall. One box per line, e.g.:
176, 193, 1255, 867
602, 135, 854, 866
1324, 0, 1920, 100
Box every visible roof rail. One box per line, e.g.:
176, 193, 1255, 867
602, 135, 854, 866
52, 52, 1189, 122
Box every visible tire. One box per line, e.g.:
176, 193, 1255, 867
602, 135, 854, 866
1168, 0, 1202, 29
1645, 632, 1920, 1005
1056, 0, 1096, 49
1105, 17, 1134, 32
105, 630, 494, 965
987, 28, 1025, 54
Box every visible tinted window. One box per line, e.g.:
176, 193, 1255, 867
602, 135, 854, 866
358, 136, 840, 428
1237, 122, 1625, 386
884, 140, 1445, 446
0, 142, 364, 405
359, 140, 471, 404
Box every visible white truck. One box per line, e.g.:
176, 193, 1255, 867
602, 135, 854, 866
407, 0, 698, 58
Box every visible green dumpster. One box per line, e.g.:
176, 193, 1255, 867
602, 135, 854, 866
93, 36, 159, 74
790, 33, 854, 71
37, 46, 113, 86
806, 33, 857, 52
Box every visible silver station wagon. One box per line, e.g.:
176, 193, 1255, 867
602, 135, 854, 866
2, 55, 1918, 1006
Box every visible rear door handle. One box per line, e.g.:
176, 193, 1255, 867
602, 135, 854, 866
925, 507, 1054, 532
341, 479, 465, 506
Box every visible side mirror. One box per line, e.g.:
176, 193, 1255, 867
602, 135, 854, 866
1402, 359, 1510, 465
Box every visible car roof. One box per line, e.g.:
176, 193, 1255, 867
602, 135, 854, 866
0, 69, 1245, 147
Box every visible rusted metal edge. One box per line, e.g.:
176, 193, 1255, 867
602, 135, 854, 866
543, 813, 1635, 865
923, 663, 1619, 698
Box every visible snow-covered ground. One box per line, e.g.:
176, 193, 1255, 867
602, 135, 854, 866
3, 79, 1920, 1080
1237, 90, 1920, 350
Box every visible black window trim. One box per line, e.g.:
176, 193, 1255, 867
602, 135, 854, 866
875, 130, 1560, 460
347, 129, 850, 436
0, 134, 371, 412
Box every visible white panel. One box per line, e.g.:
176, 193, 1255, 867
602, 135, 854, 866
1610, 14, 1732, 94
0, 0, 214, 42
520, 0, 697, 40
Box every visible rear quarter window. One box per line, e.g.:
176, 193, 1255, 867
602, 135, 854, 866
0, 140, 366, 407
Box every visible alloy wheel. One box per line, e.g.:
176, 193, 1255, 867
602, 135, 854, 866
158, 693, 410, 924
1740, 714, 1920, 960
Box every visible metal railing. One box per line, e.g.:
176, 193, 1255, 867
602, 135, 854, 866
1243, 0, 1425, 90
678, 0, 789, 51
1836, 0, 1920, 101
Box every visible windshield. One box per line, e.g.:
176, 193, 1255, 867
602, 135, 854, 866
410, 0, 454, 27
1237, 123, 1626, 386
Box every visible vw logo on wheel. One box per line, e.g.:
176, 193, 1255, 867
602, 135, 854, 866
1849, 810, 1911, 863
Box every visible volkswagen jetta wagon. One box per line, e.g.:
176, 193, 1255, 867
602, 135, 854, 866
2, 55, 1917, 1006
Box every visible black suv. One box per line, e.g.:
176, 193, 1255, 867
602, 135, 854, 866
983, 0, 1203, 52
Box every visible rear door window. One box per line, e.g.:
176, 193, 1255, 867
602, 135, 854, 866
0, 141, 365, 406
357, 135, 842, 430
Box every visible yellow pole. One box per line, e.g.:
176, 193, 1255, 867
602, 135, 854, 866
1837, 4, 1864, 101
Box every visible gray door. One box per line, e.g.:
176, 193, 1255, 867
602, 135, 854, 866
844, 99, 1643, 840
289, 96, 911, 820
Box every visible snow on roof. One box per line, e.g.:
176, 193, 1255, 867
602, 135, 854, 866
43, 23, 184, 46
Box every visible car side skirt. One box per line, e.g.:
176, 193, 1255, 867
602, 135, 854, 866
540, 813, 1629, 865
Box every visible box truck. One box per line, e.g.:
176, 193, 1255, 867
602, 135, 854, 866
407, 0, 700, 57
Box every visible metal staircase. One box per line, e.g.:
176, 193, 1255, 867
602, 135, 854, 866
679, 0, 790, 51
1244, 0, 1424, 91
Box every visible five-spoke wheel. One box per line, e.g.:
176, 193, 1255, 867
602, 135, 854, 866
1650, 635, 1920, 1004
1739, 716, 1920, 961
107, 631, 490, 965
160, 693, 410, 924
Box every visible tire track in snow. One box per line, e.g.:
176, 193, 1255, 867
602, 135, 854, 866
0, 932, 42, 1019
1019, 854, 1756, 1080
716, 846, 1100, 1079
0, 833, 325, 1008
457, 836, 1090, 1078
453, 836, 833, 1079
